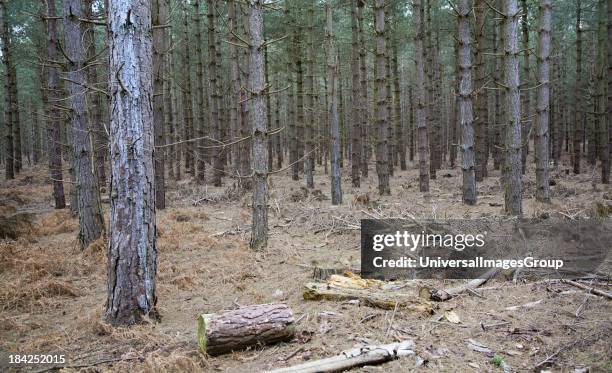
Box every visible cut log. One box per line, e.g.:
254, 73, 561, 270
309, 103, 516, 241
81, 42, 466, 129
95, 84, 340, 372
561, 279, 612, 300
303, 282, 434, 314
419, 268, 501, 301
267, 340, 415, 373
197, 303, 295, 356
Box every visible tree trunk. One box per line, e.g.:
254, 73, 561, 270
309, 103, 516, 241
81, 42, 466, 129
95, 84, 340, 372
349, 0, 362, 187
0, 0, 14, 179
374, 0, 390, 195
295, 35, 305, 180
152, 0, 166, 208
164, 41, 176, 181
182, 6, 195, 176
84, 0, 107, 187
197, 303, 294, 356
357, 3, 369, 178
228, 0, 241, 176
504, 0, 523, 216
207, 0, 223, 187
326, 1, 342, 205
304, 1, 315, 189
474, 0, 488, 181
413, 0, 429, 193
239, 3, 252, 188
598, 0, 609, 184
520, 0, 531, 175
63, 0, 105, 249
573, 0, 583, 174
534, 0, 551, 202
249, 0, 268, 251
106, 0, 157, 325
193, 0, 207, 183
606, 0, 612, 184
392, 40, 405, 171
9, 65, 21, 174
458, 0, 476, 206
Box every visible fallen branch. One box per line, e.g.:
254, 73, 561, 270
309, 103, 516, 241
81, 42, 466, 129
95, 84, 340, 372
267, 340, 415, 373
561, 279, 612, 300
419, 268, 501, 301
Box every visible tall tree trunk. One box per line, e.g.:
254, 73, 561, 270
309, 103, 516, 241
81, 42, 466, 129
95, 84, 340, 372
350, 0, 362, 187
358, 3, 369, 178
249, 0, 268, 251
458, 0, 476, 205
304, 1, 315, 189
84, 0, 107, 187
31, 102, 40, 164
573, 0, 583, 174
0, 0, 14, 179
295, 35, 305, 180
164, 41, 176, 181
193, 0, 207, 183
63, 0, 105, 249
534, 0, 551, 202
207, 0, 223, 186
374, 0, 390, 195
598, 0, 609, 184
425, 0, 436, 179
606, 0, 612, 184
493, 16, 503, 169
474, 0, 488, 181
106, 0, 157, 325
504, 0, 523, 216
10, 66, 21, 174
413, 0, 429, 192
520, 0, 531, 174
239, 3, 252, 188
393, 41, 405, 171
326, 1, 342, 205
182, 6, 194, 176
152, 0, 166, 208
228, 0, 241, 175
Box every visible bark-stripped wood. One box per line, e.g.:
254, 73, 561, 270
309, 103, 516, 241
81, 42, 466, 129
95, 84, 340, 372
197, 303, 294, 356
106, 0, 157, 325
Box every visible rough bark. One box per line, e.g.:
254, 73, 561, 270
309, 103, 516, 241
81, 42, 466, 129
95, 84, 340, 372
598, 0, 609, 184
84, 0, 107, 187
392, 40, 405, 171
9, 65, 21, 174
164, 41, 176, 181
197, 303, 294, 356
520, 0, 531, 174
357, 3, 369, 177
327, 1, 342, 205
573, 0, 583, 174
295, 35, 305, 180
474, 0, 488, 181
350, 0, 362, 187
607, 0, 612, 184
63, 0, 105, 248
413, 0, 429, 192
228, 0, 241, 175
249, 0, 268, 251
182, 6, 194, 175
106, 0, 157, 325
374, 0, 390, 195
207, 0, 222, 186
504, 0, 523, 216
458, 0, 476, 206
534, 0, 551, 202
304, 1, 315, 189
152, 0, 166, 208
0, 0, 14, 179
193, 0, 207, 183
239, 3, 252, 188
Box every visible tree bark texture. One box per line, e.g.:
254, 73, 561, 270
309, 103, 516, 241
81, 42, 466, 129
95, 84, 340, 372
327, 1, 342, 206
413, 0, 429, 192
374, 0, 390, 195
152, 0, 166, 208
534, 0, 551, 202
0, 0, 14, 179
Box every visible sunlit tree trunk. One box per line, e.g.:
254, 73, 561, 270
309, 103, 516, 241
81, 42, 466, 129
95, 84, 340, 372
106, 0, 157, 325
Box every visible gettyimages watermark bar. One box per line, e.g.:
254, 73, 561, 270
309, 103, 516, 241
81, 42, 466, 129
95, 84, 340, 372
360, 219, 611, 280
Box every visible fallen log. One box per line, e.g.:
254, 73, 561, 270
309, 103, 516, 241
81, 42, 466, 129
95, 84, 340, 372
303, 282, 433, 314
419, 268, 501, 301
197, 303, 295, 356
561, 279, 612, 300
267, 340, 415, 373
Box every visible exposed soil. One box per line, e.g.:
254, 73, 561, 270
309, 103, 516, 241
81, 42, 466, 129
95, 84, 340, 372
1, 158, 611, 372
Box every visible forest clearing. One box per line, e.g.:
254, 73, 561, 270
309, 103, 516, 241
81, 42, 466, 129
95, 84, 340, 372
0, 0, 611, 371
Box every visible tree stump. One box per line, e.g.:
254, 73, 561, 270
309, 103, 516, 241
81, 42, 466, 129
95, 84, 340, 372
197, 303, 295, 355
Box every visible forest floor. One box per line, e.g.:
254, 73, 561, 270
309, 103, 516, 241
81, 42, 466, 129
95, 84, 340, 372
0, 157, 611, 372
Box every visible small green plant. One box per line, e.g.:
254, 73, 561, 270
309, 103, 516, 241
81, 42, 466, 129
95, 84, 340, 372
490, 355, 504, 367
